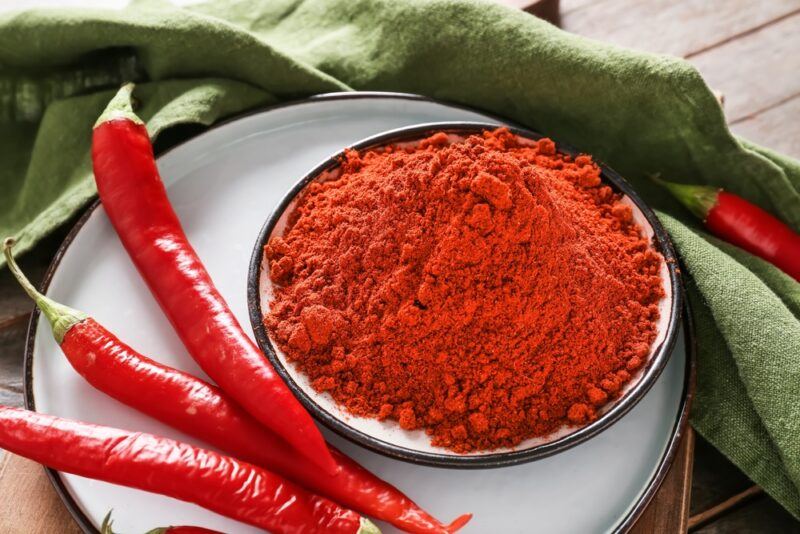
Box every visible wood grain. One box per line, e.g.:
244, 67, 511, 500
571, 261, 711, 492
630, 428, 695, 533
688, 484, 764, 531
688, 12, 800, 123
0, 231, 52, 407
560, 0, 609, 15
0, 305, 28, 408
0, 453, 8, 481
560, 0, 800, 156
0, 313, 30, 332
561, 0, 799, 58
0, 455, 82, 534
690, 434, 754, 516
691, 490, 799, 534
731, 94, 800, 160
496, 0, 560, 24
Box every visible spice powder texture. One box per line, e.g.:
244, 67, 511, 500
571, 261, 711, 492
264, 128, 664, 452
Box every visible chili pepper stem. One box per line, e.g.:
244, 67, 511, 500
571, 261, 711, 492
100, 511, 116, 534
3, 237, 86, 343
358, 517, 381, 534
650, 174, 719, 221
94, 83, 143, 128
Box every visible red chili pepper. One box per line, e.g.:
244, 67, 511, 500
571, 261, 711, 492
90, 84, 336, 474
3, 239, 470, 534
101, 512, 224, 534
656, 177, 800, 281
0, 406, 377, 534
148, 529, 224, 534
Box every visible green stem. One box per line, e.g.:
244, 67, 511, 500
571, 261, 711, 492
100, 511, 117, 534
358, 518, 381, 534
94, 82, 143, 128
3, 237, 86, 344
650, 175, 720, 221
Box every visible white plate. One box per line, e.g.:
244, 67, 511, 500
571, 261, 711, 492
26, 93, 691, 534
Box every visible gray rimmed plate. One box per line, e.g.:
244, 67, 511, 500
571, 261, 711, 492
27, 93, 693, 533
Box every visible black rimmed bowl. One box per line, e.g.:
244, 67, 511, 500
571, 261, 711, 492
247, 122, 683, 468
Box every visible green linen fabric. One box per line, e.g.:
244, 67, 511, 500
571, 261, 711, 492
1, 0, 798, 518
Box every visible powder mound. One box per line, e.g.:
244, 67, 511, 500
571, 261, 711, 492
264, 128, 664, 453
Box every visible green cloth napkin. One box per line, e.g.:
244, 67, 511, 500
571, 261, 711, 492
2, 0, 799, 518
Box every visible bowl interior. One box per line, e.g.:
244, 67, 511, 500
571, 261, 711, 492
252, 124, 679, 464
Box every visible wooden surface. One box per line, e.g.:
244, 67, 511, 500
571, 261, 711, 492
630, 429, 695, 533
0, 455, 82, 534
688, 484, 764, 531
560, 0, 800, 161
1, 0, 799, 532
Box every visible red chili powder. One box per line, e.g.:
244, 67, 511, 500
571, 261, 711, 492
264, 128, 664, 452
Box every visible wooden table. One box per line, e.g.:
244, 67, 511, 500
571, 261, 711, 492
1, 0, 799, 531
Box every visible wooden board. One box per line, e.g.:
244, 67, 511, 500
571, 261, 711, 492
631, 429, 695, 533
689, 12, 800, 123
561, 0, 800, 160
0, 454, 82, 534
0, 247, 48, 410
498, 0, 560, 24
561, 0, 799, 58
732, 94, 800, 159
560, 0, 603, 15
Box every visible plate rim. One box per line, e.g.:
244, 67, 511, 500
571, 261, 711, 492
21, 91, 696, 534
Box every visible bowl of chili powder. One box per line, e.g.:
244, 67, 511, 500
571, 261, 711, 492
248, 123, 682, 468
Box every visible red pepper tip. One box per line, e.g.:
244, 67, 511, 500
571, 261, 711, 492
445, 513, 473, 533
